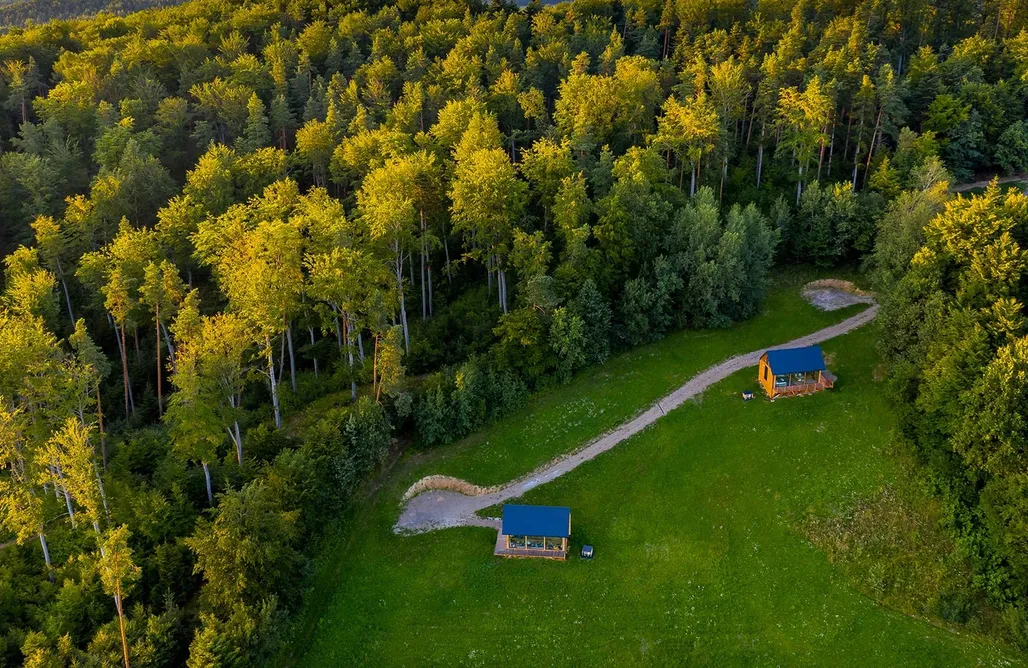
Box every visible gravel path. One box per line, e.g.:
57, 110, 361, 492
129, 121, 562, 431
950, 173, 1028, 193
395, 303, 879, 535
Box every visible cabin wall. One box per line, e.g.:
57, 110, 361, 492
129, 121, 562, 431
759, 356, 775, 397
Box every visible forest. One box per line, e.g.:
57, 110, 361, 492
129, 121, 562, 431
0, 0, 1027, 664
0, 0, 186, 30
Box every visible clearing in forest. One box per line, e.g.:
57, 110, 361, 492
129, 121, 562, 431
280, 277, 1024, 666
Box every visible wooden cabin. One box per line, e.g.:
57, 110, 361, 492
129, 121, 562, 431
758, 345, 836, 399
495, 504, 571, 560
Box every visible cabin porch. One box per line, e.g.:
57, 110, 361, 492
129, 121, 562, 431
772, 370, 836, 398
494, 532, 568, 560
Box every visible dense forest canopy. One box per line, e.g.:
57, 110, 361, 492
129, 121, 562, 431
0, 0, 1028, 664
0, 0, 187, 30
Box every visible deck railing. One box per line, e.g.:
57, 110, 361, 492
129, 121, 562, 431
774, 375, 833, 397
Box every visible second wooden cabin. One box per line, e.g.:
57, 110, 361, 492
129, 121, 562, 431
758, 345, 836, 399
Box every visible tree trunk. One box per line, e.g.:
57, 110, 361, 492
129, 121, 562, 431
56, 258, 74, 324
851, 144, 861, 192
842, 111, 853, 163
161, 322, 175, 367
345, 319, 357, 401
96, 387, 106, 469
155, 303, 163, 418
95, 463, 110, 522
719, 155, 727, 204
817, 138, 826, 182
428, 265, 433, 317
420, 235, 427, 321
59, 472, 75, 528
118, 323, 131, 418
286, 324, 297, 392
309, 327, 318, 377
756, 143, 764, 188
863, 109, 884, 189
277, 333, 286, 385
827, 128, 836, 178
115, 584, 130, 668
373, 334, 380, 402
690, 163, 696, 197
267, 337, 281, 428
395, 243, 410, 353
357, 330, 365, 362
202, 461, 213, 505
39, 532, 53, 580
796, 163, 804, 205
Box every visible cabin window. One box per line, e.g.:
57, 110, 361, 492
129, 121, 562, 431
775, 375, 787, 387
508, 535, 526, 548
527, 536, 545, 549
763, 366, 769, 381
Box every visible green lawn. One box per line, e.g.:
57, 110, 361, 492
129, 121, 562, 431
398, 271, 866, 488
280, 281, 1025, 666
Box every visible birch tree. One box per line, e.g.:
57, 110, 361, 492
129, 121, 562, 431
776, 76, 833, 203
195, 181, 304, 428
450, 148, 527, 314
96, 525, 141, 668
77, 222, 158, 419
32, 215, 76, 325
0, 402, 53, 577
358, 159, 417, 350
69, 319, 111, 467
140, 260, 185, 417
651, 93, 720, 195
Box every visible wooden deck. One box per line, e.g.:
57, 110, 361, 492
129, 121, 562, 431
493, 532, 567, 560
772, 371, 836, 399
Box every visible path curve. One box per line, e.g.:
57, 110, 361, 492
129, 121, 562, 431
394, 303, 879, 535
950, 173, 1028, 193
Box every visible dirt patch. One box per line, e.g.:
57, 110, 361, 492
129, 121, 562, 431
401, 475, 502, 502
802, 280, 875, 312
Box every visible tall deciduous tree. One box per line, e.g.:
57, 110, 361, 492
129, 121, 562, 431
69, 319, 111, 468
140, 260, 185, 417
450, 148, 527, 314
97, 525, 141, 668
777, 76, 834, 203
651, 93, 720, 195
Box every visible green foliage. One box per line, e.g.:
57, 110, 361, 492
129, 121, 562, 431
996, 121, 1028, 176
1, 0, 1026, 664
882, 183, 1028, 647
414, 358, 527, 448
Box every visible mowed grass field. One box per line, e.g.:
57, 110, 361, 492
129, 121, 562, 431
280, 279, 1025, 666
396, 272, 867, 488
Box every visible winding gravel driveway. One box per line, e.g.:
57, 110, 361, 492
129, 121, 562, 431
395, 302, 879, 535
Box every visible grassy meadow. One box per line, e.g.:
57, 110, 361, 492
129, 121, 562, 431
279, 279, 1024, 666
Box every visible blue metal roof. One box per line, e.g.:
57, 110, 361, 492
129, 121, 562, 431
765, 345, 826, 375
502, 504, 571, 538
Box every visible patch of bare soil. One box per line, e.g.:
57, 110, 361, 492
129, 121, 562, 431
802, 279, 875, 312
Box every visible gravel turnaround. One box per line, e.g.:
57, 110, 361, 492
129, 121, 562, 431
394, 303, 879, 535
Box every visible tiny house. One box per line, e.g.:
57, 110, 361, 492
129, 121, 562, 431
495, 504, 571, 560
758, 345, 835, 399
